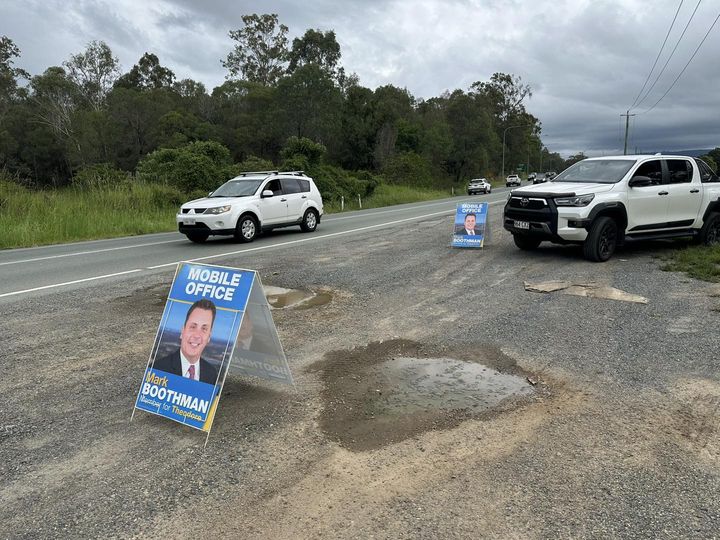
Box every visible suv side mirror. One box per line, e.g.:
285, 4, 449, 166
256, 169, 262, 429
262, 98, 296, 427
629, 175, 653, 187
261, 190, 274, 198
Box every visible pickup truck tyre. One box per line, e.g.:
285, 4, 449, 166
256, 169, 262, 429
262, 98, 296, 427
300, 208, 319, 232
583, 216, 617, 262
513, 234, 541, 250
235, 214, 258, 243
699, 212, 720, 245
186, 232, 209, 243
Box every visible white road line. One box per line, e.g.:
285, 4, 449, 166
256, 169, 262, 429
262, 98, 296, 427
0, 239, 185, 266
148, 200, 506, 269
0, 199, 507, 298
0, 269, 143, 299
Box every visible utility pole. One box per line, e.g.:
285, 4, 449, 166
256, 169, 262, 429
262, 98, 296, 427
621, 110, 636, 155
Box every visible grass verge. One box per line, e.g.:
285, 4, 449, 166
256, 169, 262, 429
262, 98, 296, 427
0, 181, 179, 249
324, 184, 454, 213
0, 181, 458, 249
661, 244, 720, 282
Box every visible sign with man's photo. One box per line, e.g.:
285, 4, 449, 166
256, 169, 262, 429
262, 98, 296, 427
451, 202, 488, 248
133, 262, 289, 434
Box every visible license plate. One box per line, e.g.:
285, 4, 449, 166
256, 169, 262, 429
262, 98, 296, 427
514, 220, 530, 230
183, 219, 196, 225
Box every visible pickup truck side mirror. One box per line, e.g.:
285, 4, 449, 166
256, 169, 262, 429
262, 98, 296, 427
261, 190, 275, 198
629, 175, 653, 187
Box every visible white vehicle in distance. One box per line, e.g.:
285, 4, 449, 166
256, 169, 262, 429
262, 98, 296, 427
506, 174, 521, 187
177, 170, 324, 243
467, 178, 492, 195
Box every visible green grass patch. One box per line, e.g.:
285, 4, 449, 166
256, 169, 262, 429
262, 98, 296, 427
1, 181, 457, 249
661, 244, 720, 282
325, 184, 454, 213
0, 180, 179, 249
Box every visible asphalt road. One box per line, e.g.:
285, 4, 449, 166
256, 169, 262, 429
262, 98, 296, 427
2, 186, 719, 539
0, 189, 509, 302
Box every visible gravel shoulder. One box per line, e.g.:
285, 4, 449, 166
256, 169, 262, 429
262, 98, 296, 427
2, 209, 719, 539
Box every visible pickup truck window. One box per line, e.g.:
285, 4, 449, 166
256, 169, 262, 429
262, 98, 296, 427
553, 159, 635, 184
634, 160, 663, 185
666, 159, 693, 184
696, 159, 719, 183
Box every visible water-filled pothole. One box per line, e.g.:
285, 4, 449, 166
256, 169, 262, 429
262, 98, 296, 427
263, 286, 332, 309
370, 357, 533, 415
308, 339, 539, 451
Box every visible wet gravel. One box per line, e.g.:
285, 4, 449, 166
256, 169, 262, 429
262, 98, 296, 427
1, 208, 719, 539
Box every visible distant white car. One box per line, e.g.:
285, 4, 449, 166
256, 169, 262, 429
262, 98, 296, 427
506, 174, 521, 187
177, 170, 324, 243
467, 178, 492, 195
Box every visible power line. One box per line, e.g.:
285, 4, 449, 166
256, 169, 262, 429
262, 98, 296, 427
640, 10, 720, 114
633, 0, 703, 110
629, 0, 685, 110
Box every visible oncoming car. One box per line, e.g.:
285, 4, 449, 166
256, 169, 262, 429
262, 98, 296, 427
506, 174, 521, 187
177, 170, 324, 243
467, 178, 492, 195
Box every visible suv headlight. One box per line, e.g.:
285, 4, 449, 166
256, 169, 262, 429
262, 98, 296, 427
204, 205, 231, 215
554, 194, 595, 207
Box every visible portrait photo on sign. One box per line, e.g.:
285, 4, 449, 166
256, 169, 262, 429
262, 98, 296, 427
454, 212, 483, 236
150, 298, 243, 387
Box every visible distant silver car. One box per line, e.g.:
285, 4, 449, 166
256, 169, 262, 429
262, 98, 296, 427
467, 178, 492, 195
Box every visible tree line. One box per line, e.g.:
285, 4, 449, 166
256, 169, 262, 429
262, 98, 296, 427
0, 14, 568, 199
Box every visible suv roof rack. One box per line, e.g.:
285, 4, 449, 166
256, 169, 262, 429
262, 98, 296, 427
238, 170, 278, 176
237, 170, 307, 177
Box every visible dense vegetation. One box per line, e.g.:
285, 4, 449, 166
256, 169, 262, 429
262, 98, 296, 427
0, 14, 570, 198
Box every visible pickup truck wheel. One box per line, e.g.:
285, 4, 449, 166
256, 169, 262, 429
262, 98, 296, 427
234, 214, 258, 243
513, 234, 541, 250
300, 208, 319, 232
186, 232, 209, 243
583, 216, 617, 262
699, 212, 720, 245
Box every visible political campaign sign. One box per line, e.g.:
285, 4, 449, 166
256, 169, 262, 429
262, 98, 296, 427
451, 202, 488, 248
133, 262, 289, 434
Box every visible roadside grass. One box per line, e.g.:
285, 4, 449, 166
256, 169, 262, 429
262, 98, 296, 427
661, 244, 720, 282
0, 181, 178, 249
324, 184, 455, 213
1, 181, 460, 249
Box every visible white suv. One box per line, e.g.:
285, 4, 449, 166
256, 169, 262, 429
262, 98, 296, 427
177, 170, 324, 243
506, 174, 521, 187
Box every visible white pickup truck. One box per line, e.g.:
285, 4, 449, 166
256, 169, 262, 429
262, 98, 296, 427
504, 154, 720, 261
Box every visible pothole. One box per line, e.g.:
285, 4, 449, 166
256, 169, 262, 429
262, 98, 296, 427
308, 339, 540, 451
263, 286, 332, 309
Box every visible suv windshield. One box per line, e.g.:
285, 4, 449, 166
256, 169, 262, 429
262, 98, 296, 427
209, 178, 264, 197
553, 160, 636, 184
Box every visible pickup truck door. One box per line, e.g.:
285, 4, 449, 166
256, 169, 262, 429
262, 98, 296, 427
663, 159, 703, 226
626, 158, 669, 232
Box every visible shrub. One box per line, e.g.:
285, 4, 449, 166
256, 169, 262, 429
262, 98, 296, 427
280, 137, 326, 167
137, 140, 236, 193
382, 151, 434, 188
71, 163, 132, 190
238, 155, 275, 173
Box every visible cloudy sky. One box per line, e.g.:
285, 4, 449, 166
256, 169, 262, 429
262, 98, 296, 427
3, 0, 719, 156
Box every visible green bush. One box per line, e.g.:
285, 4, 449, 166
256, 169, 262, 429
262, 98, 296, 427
71, 163, 132, 190
309, 164, 381, 203
280, 137, 326, 167
137, 140, 237, 193
238, 155, 275, 173
382, 151, 434, 187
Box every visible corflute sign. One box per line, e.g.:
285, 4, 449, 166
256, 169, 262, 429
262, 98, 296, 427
451, 202, 488, 248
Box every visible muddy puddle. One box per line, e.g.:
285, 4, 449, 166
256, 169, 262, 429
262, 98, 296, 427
263, 286, 332, 309
309, 339, 539, 451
